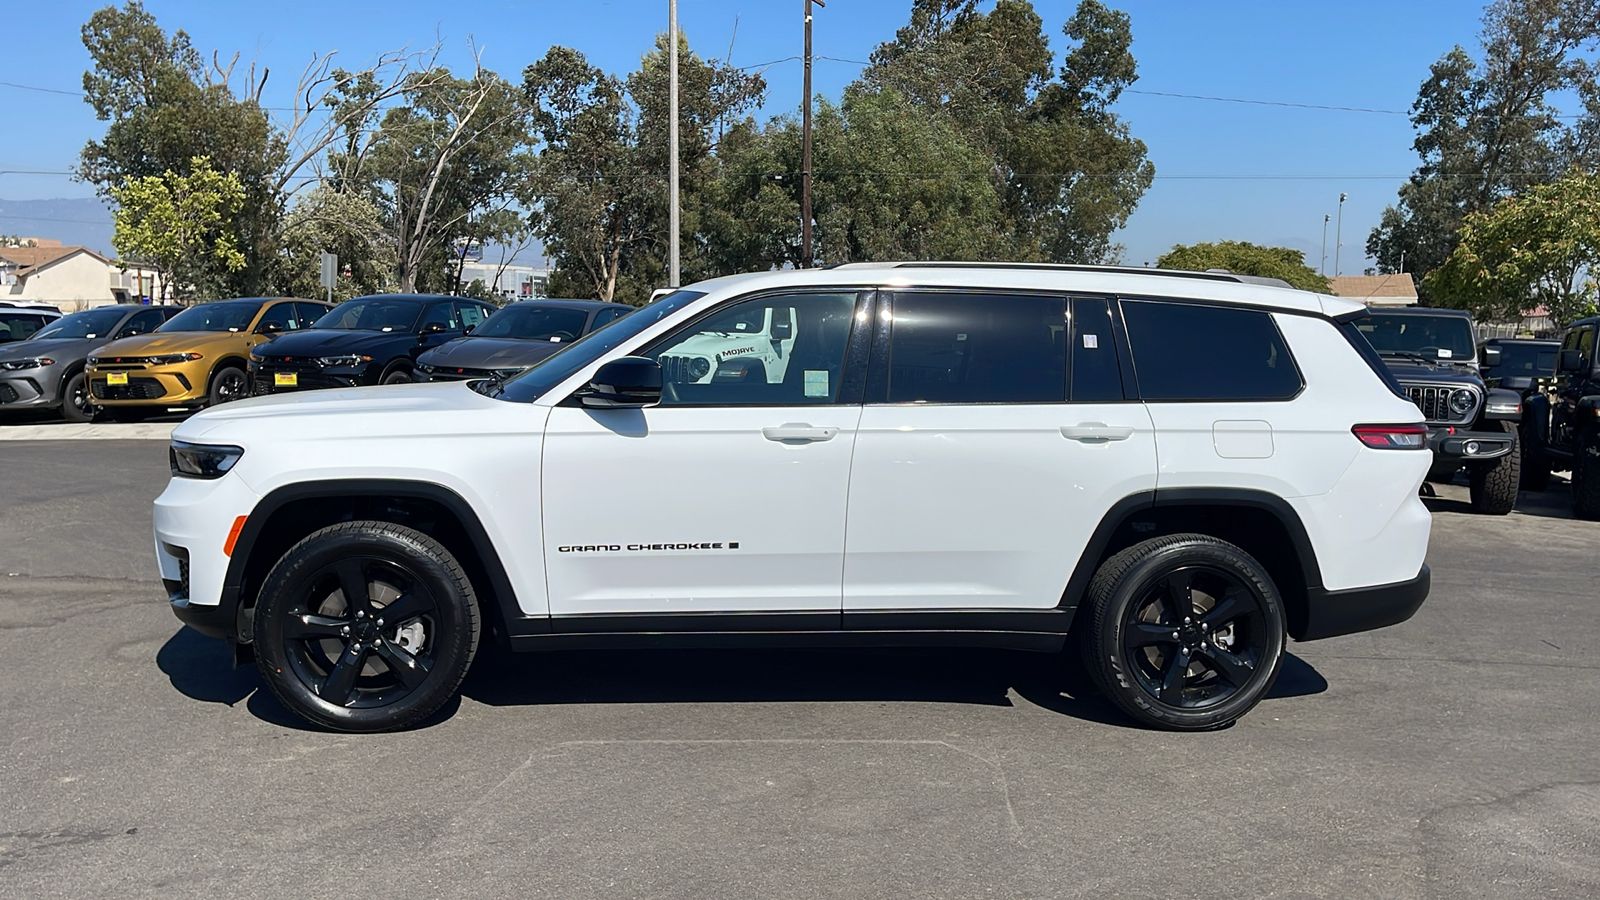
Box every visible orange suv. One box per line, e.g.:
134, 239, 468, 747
87, 297, 329, 420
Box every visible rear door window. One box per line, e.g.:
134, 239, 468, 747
884, 292, 1066, 404
1121, 299, 1301, 401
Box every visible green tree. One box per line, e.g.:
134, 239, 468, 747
278, 184, 397, 302
1369, 0, 1600, 289
1157, 241, 1332, 293
110, 156, 247, 300
79, 1, 285, 296
1424, 171, 1600, 326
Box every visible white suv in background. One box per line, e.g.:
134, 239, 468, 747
154, 263, 1432, 733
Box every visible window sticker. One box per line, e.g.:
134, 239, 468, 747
1082, 333, 1099, 349
804, 369, 830, 398
1437, 348, 1453, 358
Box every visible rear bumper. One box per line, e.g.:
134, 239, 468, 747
1295, 565, 1430, 641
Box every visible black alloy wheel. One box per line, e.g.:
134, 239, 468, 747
381, 368, 412, 386
1081, 534, 1286, 731
209, 366, 248, 406
254, 521, 479, 732
61, 371, 97, 423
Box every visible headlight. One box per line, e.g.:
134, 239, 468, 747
687, 357, 711, 380
416, 363, 435, 374
141, 353, 203, 366
169, 441, 244, 479
0, 357, 53, 371
316, 354, 372, 368
1449, 389, 1477, 416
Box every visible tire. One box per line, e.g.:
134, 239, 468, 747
207, 364, 248, 407
1573, 437, 1600, 520
253, 520, 480, 733
59, 371, 97, 423
1467, 420, 1521, 515
1520, 433, 1551, 492
381, 368, 412, 386
1078, 534, 1287, 731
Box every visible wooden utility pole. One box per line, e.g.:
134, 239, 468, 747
668, 0, 681, 287
801, 0, 824, 268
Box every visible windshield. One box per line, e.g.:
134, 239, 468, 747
32, 307, 128, 341
158, 300, 265, 333
1489, 343, 1558, 377
1358, 312, 1476, 362
313, 298, 424, 332
483, 291, 704, 402
471, 306, 593, 341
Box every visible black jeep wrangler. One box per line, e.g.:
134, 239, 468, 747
1479, 337, 1560, 491
1356, 308, 1525, 514
1520, 317, 1600, 517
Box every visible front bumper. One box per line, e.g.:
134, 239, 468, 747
249, 360, 369, 394
155, 471, 263, 642
1426, 425, 1513, 461
0, 366, 67, 409
87, 364, 207, 406
1296, 565, 1430, 641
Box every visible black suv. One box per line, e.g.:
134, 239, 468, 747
1480, 337, 1560, 490
1356, 308, 1524, 513
1522, 317, 1600, 516
250, 294, 497, 394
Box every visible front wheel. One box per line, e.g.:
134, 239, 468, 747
381, 369, 412, 386
59, 371, 98, 423
253, 521, 480, 732
1078, 534, 1286, 731
207, 365, 249, 406
1467, 421, 1520, 515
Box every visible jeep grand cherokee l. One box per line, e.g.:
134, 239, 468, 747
154, 264, 1432, 733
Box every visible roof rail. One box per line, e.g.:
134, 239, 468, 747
864, 261, 1294, 288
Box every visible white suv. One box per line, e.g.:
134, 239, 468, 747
154, 264, 1432, 733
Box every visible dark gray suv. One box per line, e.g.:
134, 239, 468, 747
0, 305, 180, 422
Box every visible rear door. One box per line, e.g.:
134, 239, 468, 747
842, 291, 1157, 611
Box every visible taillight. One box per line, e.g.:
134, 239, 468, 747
1352, 423, 1428, 449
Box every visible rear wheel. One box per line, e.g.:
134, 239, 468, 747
59, 371, 97, 423
1079, 534, 1286, 731
253, 521, 480, 732
207, 365, 248, 407
1467, 421, 1520, 515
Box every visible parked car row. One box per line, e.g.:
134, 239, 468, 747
0, 294, 632, 422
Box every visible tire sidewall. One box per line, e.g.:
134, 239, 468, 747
1088, 538, 1287, 730
60, 371, 96, 423
254, 523, 478, 732
207, 364, 248, 407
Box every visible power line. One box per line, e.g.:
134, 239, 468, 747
1124, 87, 1586, 119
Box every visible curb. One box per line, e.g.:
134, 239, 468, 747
0, 423, 178, 440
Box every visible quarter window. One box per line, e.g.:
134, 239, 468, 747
1121, 300, 1301, 401
885, 292, 1067, 404
646, 292, 858, 406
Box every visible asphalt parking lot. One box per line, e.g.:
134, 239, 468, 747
2, 437, 1597, 899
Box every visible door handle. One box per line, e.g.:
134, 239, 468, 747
762, 423, 838, 443
1060, 422, 1135, 443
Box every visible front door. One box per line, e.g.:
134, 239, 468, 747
541, 291, 868, 618
842, 292, 1158, 611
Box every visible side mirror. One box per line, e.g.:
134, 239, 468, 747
579, 356, 662, 408
257, 321, 283, 335
423, 322, 449, 334
1559, 349, 1586, 373
1481, 346, 1501, 368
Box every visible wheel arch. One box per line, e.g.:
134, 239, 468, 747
1062, 488, 1323, 641
222, 479, 533, 648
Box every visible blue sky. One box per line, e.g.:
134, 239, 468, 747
1, 0, 1492, 272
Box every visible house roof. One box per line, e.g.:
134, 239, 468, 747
0, 245, 113, 274
1328, 273, 1419, 302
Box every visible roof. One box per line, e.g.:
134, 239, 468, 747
348, 293, 470, 304
680, 263, 1366, 318
1482, 337, 1560, 346
507, 298, 631, 310
0, 245, 112, 274
1328, 273, 1418, 303
1366, 306, 1471, 318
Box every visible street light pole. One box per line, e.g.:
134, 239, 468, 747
1334, 192, 1347, 277
668, 0, 681, 288
801, 0, 824, 268
1321, 214, 1330, 276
